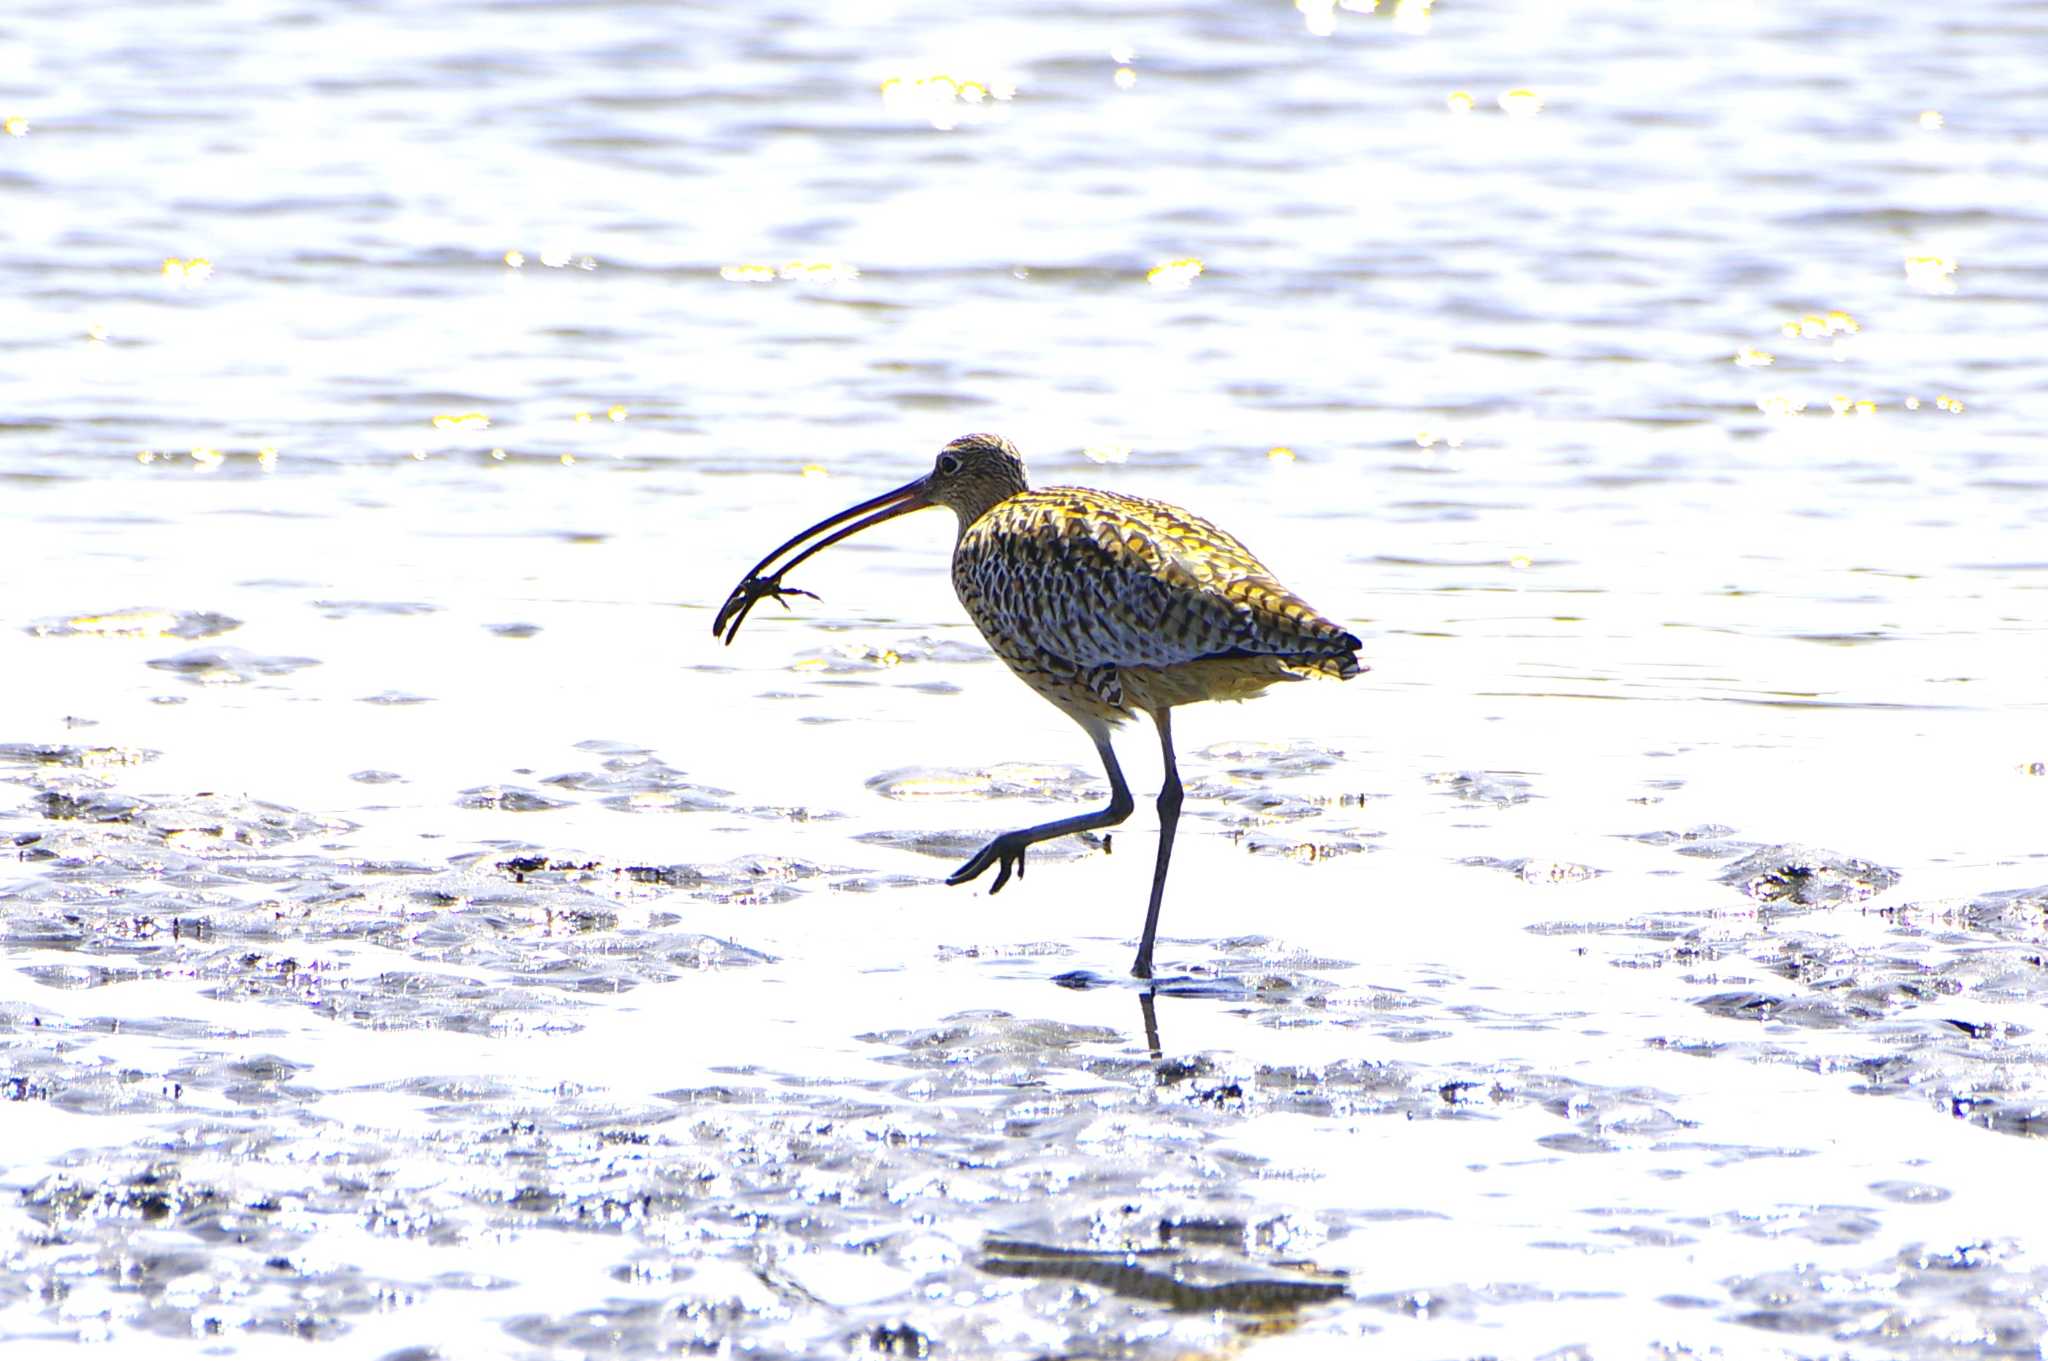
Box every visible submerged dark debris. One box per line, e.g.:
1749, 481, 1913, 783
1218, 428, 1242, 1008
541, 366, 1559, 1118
1718, 843, 1903, 906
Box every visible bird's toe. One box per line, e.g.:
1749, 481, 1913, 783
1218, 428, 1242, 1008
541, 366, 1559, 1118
989, 847, 1026, 894
948, 836, 1027, 893
947, 842, 999, 887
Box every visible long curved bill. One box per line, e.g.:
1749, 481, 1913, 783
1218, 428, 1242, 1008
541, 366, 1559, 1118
712, 474, 935, 645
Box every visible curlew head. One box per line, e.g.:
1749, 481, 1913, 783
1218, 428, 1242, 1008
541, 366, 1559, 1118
923, 432, 1029, 523
711, 433, 1031, 644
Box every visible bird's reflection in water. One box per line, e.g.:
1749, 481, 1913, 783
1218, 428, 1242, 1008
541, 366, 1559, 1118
978, 1236, 1348, 1313
1138, 987, 1162, 1060
1051, 966, 1262, 1062
978, 972, 1352, 1323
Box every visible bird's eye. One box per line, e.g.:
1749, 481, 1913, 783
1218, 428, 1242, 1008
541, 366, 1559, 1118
938, 453, 963, 475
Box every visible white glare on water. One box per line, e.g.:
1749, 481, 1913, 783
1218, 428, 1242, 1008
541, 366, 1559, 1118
0, 1, 2044, 1358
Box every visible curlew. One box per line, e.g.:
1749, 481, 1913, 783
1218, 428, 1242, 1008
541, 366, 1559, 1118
713, 433, 1363, 979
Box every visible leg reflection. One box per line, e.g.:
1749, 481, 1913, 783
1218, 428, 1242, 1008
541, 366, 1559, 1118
1137, 986, 1161, 1060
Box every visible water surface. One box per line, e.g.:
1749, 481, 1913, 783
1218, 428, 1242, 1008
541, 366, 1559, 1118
3, 1, 2047, 1356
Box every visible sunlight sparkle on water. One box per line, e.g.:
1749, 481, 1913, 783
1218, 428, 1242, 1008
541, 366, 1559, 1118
879, 72, 1015, 130
721, 261, 857, 284
2, 114, 26, 136
1446, 90, 1475, 114
1498, 88, 1544, 118
1392, 0, 1434, 34
1733, 347, 1774, 367
1783, 310, 1860, 339
1300, 0, 1429, 34
160, 257, 213, 285
1146, 258, 1204, 290
520, 245, 597, 271
777, 260, 859, 283
1296, 0, 1340, 37
1904, 249, 1959, 293
431, 412, 490, 431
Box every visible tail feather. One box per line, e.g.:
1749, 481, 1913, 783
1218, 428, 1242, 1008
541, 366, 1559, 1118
1208, 631, 1365, 681
1285, 650, 1364, 681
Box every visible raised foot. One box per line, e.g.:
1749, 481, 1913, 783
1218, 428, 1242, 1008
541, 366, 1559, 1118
946, 834, 1028, 894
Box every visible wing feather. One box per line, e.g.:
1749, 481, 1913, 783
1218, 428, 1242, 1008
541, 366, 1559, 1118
952, 489, 1358, 672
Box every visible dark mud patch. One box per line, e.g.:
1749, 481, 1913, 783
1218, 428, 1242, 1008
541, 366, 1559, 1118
1461, 855, 1604, 883
311, 599, 442, 619
1, 742, 159, 770
27, 607, 241, 640
145, 646, 322, 684
1595, 876, 2048, 1140
1197, 739, 1348, 779
456, 785, 573, 812
1718, 843, 1903, 906
1230, 828, 1377, 860
854, 827, 1099, 865
1426, 770, 1535, 805
865, 763, 1103, 802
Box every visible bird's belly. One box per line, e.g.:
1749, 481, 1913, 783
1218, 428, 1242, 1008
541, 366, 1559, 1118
958, 594, 1300, 722
1119, 656, 1301, 711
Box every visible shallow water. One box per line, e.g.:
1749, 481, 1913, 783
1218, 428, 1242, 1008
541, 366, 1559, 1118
4, 1, 2048, 1357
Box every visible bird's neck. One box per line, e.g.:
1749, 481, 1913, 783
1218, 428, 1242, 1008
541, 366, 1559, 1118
949, 504, 991, 543
947, 478, 1028, 540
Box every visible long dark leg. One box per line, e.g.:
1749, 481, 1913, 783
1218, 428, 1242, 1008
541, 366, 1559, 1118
947, 719, 1133, 894
1131, 707, 1182, 980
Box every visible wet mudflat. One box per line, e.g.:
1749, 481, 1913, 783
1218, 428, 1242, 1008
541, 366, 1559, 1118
5, 620, 2046, 1358
5, 0, 2048, 1357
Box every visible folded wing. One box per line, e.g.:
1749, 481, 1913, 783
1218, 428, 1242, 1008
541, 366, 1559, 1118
953, 489, 1360, 673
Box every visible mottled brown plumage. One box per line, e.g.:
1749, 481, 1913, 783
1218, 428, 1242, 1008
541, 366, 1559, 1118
714, 433, 1364, 978
953, 484, 1359, 724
